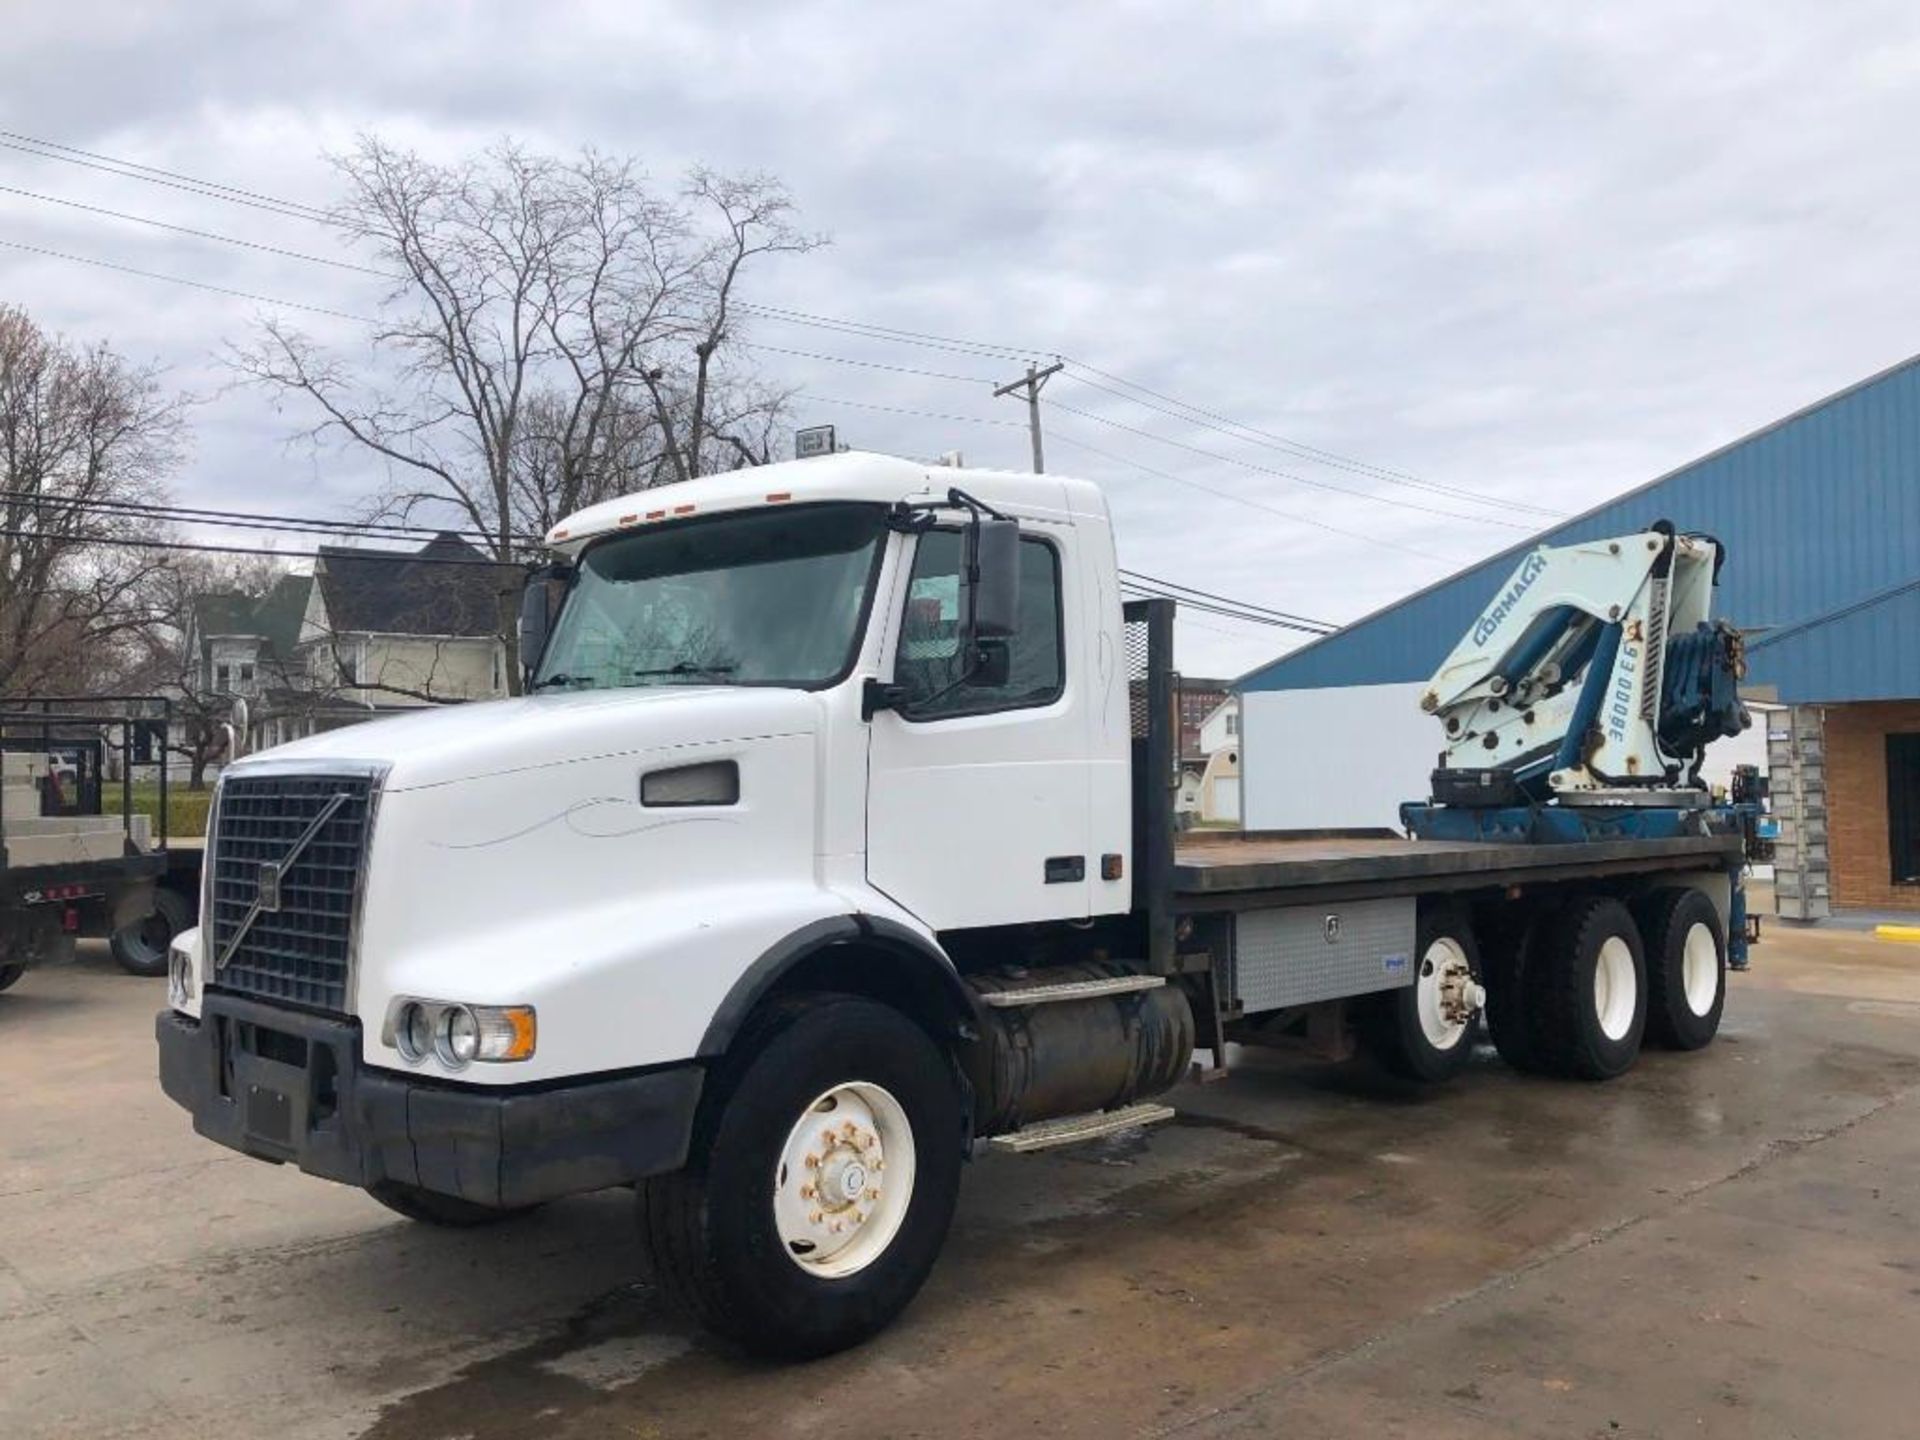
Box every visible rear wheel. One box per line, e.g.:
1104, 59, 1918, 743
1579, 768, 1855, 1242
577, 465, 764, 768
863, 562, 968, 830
1636, 887, 1726, 1050
637, 995, 964, 1359
1525, 895, 1647, 1081
0, 963, 24, 993
367, 1180, 541, 1227
110, 887, 191, 977
1364, 904, 1484, 1082
1481, 904, 1551, 1074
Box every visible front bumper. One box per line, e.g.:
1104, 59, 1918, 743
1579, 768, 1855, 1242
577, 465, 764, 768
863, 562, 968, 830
157, 993, 703, 1209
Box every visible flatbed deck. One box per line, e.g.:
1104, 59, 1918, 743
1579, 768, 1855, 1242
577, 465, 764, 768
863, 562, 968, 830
1172, 830, 1744, 904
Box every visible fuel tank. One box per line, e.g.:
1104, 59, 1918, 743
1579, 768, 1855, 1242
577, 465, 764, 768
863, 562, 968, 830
963, 962, 1194, 1136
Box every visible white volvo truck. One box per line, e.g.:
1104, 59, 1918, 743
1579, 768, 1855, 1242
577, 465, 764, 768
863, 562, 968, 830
158, 453, 1766, 1356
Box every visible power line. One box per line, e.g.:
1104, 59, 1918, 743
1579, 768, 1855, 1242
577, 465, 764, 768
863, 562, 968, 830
1043, 394, 1533, 531
0, 183, 387, 276
742, 343, 996, 385
0, 136, 337, 226
1055, 367, 1566, 520
1116, 581, 1326, 634
0, 489, 506, 548
0, 236, 377, 322
733, 302, 1038, 363
0, 528, 518, 568
1044, 425, 1455, 563
792, 393, 1025, 429
1117, 568, 1332, 631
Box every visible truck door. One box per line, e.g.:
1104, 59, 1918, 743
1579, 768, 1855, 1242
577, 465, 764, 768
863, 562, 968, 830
865, 523, 1093, 928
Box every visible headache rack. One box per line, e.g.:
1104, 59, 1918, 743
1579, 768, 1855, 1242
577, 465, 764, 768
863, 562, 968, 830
0, 695, 174, 874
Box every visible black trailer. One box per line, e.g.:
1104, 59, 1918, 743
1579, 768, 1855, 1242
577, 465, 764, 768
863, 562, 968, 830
0, 697, 203, 992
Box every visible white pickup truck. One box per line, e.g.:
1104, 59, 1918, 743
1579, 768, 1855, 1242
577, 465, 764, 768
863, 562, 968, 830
158, 453, 1761, 1356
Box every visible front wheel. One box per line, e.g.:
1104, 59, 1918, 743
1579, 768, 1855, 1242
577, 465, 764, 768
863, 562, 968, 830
637, 996, 964, 1359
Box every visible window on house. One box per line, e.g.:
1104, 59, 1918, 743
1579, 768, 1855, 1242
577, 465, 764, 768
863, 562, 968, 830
1225, 711, 1238, 737
1888, 734, 1920, 885
892, 530, 1064, 720
239, 663, 254, 684
214, 663, 230, 692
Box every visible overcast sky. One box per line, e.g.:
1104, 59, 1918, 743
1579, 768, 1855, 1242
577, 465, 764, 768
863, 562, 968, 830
5, 1, 1920, 676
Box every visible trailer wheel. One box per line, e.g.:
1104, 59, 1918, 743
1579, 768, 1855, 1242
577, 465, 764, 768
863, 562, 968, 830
1481, 905, 1550, 1074
637, 995, 964, 1359
367, 1180, 541, 1227
110, 888, 191, 978
1525, 895, 1647, 1081
1365, 905, 1484, 1082
1636, 888, 1726, 1050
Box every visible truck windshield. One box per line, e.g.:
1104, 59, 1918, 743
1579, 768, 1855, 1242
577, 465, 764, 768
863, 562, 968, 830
535, 502, 887, 692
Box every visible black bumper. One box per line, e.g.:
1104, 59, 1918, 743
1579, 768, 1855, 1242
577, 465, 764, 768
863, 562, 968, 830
157, 993, 703, 1209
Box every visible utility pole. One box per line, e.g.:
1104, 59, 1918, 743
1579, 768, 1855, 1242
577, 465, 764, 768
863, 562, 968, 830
993, 360, 1064, 473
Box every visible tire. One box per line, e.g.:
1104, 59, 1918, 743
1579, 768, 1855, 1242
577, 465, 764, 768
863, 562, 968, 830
637, 995, 964, 1359
1524, 894, 1647, 1081
1364, 904, 1484, 1082
110, 887, 192, 977
0, 912, 69, 980
367, 1180, 542, 1227
1481, 903, 1550, 1074
1636, 887, 1726, 1050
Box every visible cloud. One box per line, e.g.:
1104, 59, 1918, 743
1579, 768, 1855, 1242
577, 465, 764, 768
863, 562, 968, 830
5, 0, 1919, 674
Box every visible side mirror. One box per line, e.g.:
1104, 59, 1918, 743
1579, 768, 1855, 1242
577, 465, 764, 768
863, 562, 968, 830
518, 563, 572, 680
968, 517, 1021, 640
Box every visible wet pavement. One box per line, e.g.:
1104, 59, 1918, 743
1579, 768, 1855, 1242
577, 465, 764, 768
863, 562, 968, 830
4, 924, 1919, 1439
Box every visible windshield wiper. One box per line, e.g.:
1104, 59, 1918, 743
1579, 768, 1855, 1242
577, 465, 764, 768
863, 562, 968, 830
530, 673, 597, 691
631, 662, 739, 678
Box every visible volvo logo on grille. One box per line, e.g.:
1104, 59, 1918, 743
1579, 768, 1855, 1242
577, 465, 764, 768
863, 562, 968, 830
216, 790, 351, 972
1324, 914, 1341, 944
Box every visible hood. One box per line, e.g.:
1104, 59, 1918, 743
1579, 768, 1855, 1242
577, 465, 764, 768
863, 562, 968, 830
234, 686, 821, 792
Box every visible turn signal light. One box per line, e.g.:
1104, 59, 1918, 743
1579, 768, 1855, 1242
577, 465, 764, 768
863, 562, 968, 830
477, 1005, 538, 1063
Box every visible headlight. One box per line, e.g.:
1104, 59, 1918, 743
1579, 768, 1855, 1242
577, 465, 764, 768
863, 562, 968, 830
387, 998, 536, 1067
396, 1001, 433, 1061
437, 1005, 481, 1067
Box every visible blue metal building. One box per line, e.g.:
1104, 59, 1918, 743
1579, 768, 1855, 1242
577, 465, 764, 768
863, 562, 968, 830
1242, 352, 1920, 705
1238, 353, 1920, 913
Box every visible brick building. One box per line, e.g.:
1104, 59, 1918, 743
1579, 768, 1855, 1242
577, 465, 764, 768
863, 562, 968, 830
1236, 352, 1920, 918
1177, 677, 1230, 760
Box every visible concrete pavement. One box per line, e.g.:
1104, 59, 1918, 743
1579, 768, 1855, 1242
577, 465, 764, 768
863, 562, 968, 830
3, 924, 1918, 1439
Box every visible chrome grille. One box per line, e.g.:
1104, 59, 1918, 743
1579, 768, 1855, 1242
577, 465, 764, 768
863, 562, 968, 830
209, 772, 374, 1014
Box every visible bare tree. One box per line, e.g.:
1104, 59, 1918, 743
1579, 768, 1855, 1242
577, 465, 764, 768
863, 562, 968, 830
232, 137, 823, 686
0, 305, 187, 697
